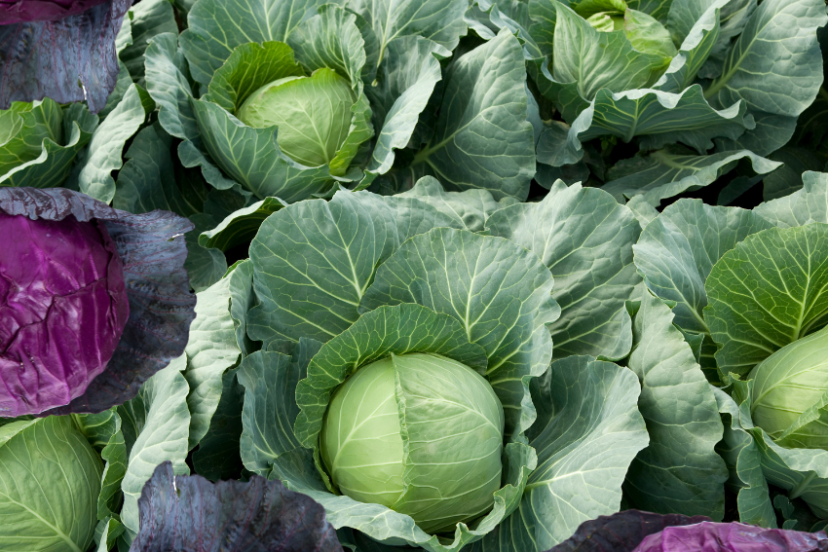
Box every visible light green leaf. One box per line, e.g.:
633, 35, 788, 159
362, 228, 559, 439
365, 36, 446, 179
712, 385, 777, 527
184, 277, 242, 449
0, 101, 97, 189
705, 223, 828, 377
144, 33, 200, 143
633, 198, 775, 336
628, 0, 673, 20
704, 0, 827, 120
486, 181, 641, 360
119, 355, 191, 537
481, 356, 648, 552
94, 517, 124, 552
755, 171, 828, 228
714, 111, 798, 157
624, 294, 728, 519
0, 416, 102, 552
348, 0, 467, 68
397, 176, 517, 233
74, 409, 128, 520
73, 84, 147, 203
247, 190, 458, 347
410, 29, 536, 201
180, 0, 326, 86
602, 147, 780, 206
228, 259, 260, 356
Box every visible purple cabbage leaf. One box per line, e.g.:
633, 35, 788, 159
0, 0, 132, 112
129, 461, 343, 552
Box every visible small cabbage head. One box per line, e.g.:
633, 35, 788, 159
320, 352, 505, 534
237, 68, 356, 168
750, 325, 828, 450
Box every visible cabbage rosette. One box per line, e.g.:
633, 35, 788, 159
0, 187, 196, 417
143, 0, 537, 202
0, 100, 98, 188
231, 184, 650, 551
633, 174, 828, 526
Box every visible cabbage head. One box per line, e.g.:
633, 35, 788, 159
750, 325, 828, 451
320, 353, 504, 533
0, 187, 196, 417
237, 69, 357, 171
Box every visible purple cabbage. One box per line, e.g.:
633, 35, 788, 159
0, 213, 129, 416
0, 0, 111, 24
0, 0, 132, 112
548, 511, 828, 552
130, 462, 343, 552
633, 523, 828, 552
0, 187, 196, 416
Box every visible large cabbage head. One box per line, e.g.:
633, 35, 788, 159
320, 352, 505, 534
237, 68, 356, 169
0, 187, 196, 417
749, 325, 828, 450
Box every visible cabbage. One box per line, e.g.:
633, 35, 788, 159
320, 353, 505, 533
237, 69, 357, 171
0, 187, 196, 417
0, 212, 129, 416
0, 0, 110, 24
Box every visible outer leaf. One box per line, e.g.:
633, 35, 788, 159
361, 228, 558, 438
397, 176, 517, 233
714, 111, 798, 158
184, 277, 242, 450
625, 294, 728, 519
486, 181, 641, 360
227, 259, 260, 356
755, 171, 828, 228
74, 409, 128, 520
144, 33, 200, 143
72, 84, 147, 203
0, 0, 131, 112
199, 197, 286, 252
0, 416, 102, 552
248, 190, 457, 347
119, 355, 191, 538
410, 29, 536, 201
602, 147, 780, 206
348, 0, 467, 67
365, 36, 446, 178
704, 0, 828, 121
119, 0, 178, 81
705, 224, 828, 377
633, 198, 775, 336
763, 148, 827, 201
131, 462, 343, 552
477, 357, 648, 552
712, 386, 777, 526
562, 88, 754, 166
180, 0, 325, 86
551, 2, 668, 101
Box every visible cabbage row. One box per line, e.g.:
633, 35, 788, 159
2, 0, 828, 551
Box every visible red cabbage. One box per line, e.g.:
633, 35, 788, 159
0, 213, 129, 416
633, 522, 828, 552
0, 0, 110, 24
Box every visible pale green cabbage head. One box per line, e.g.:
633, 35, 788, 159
236, 68, 356, 168
320, 352, 505, 534
750, 325, 828, 450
